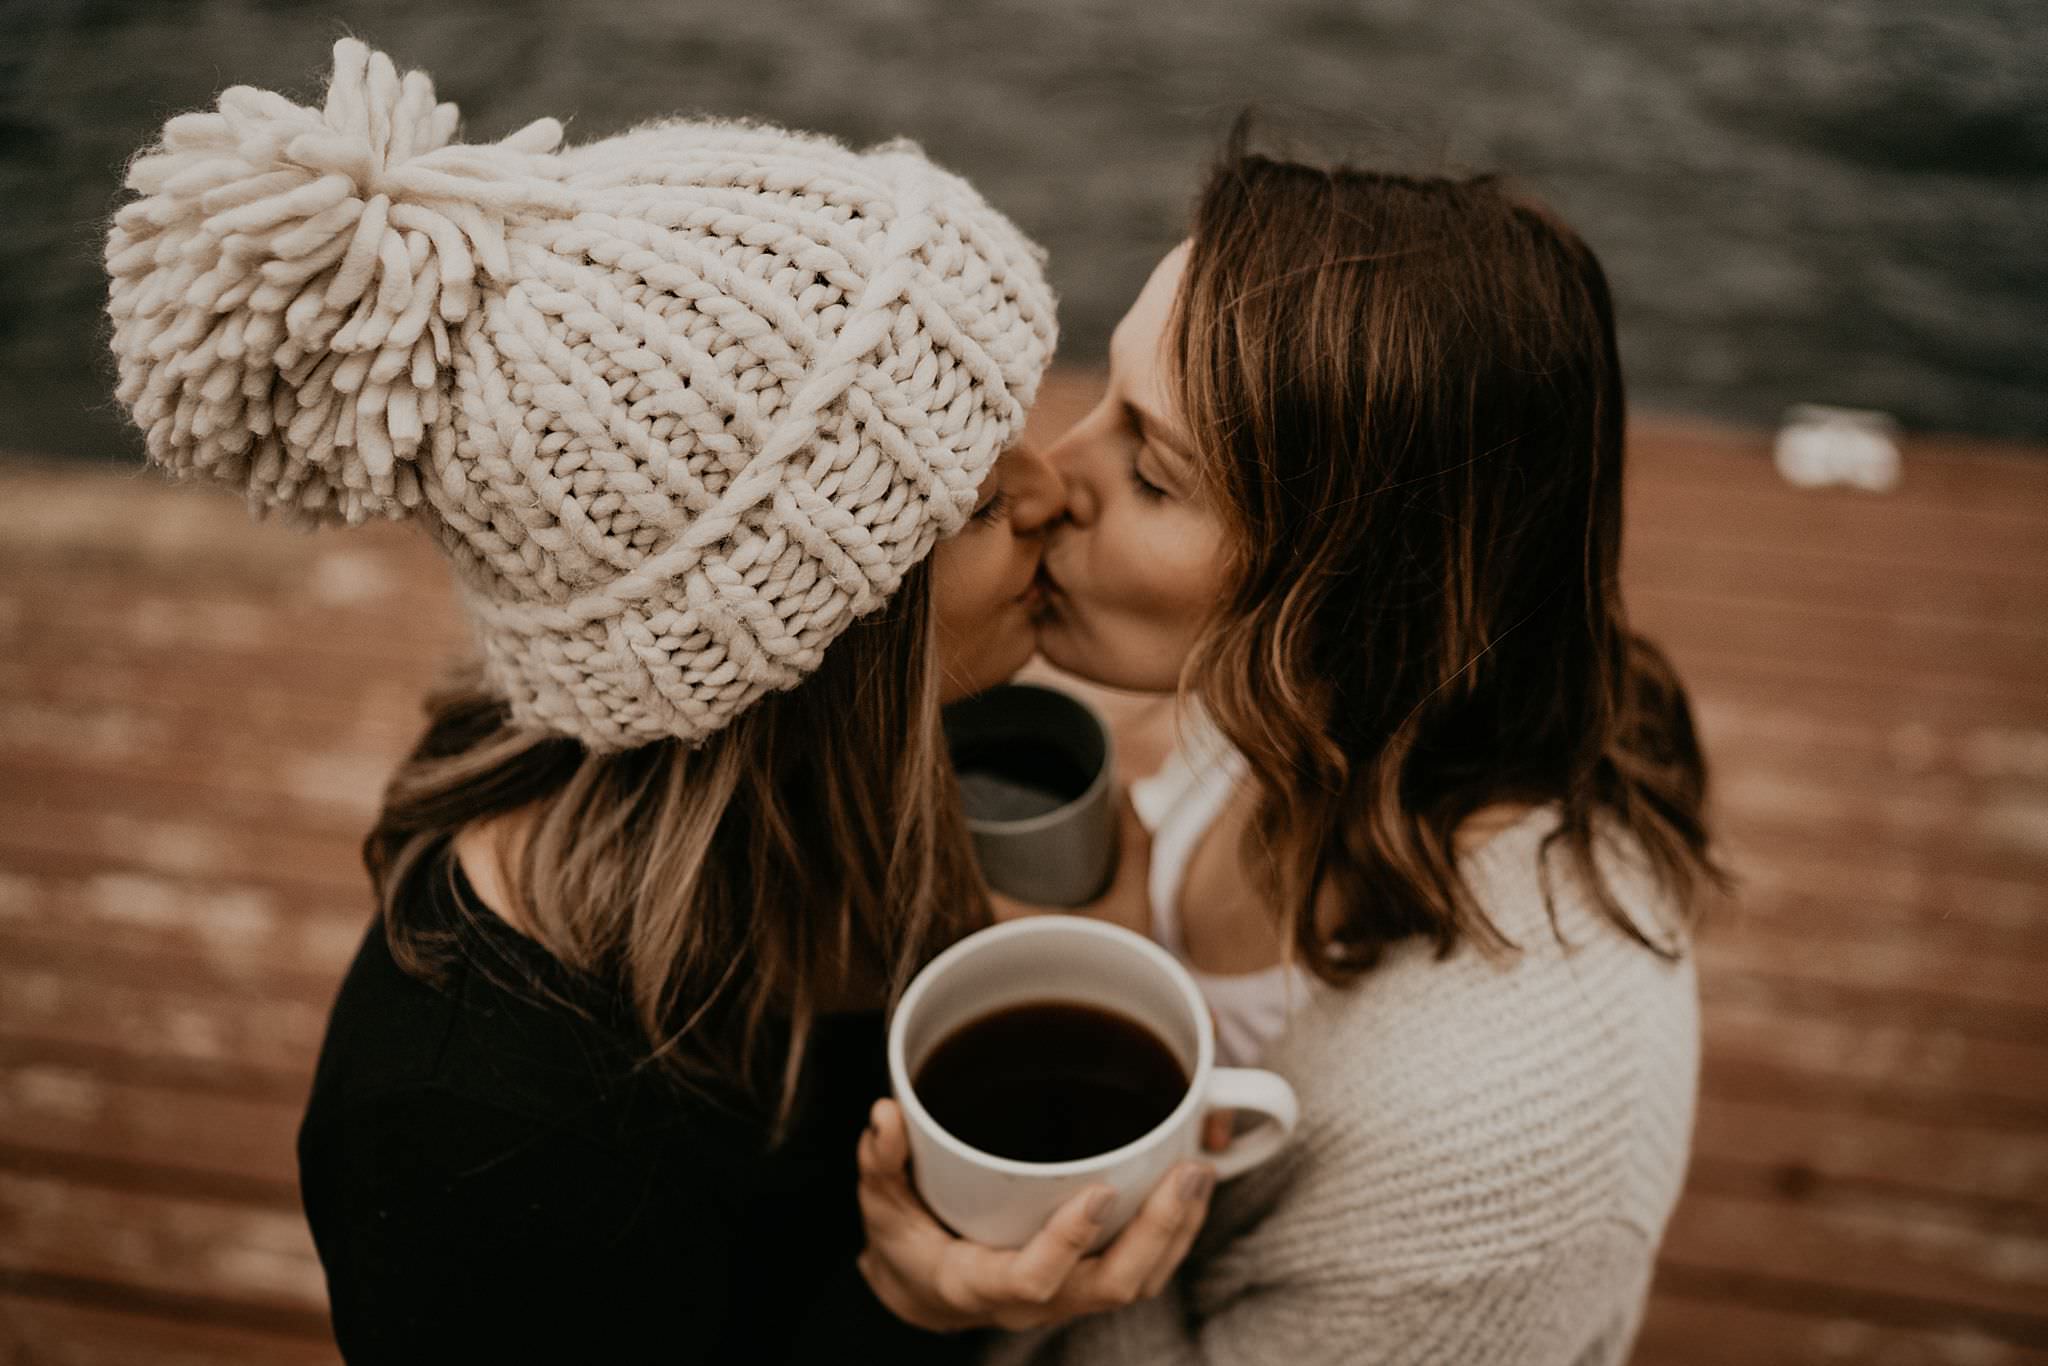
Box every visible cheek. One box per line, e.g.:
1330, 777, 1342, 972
1048, 498, 1231, 687
931, 530, 1038, 696
1104, 515, 1223, 622
931, 532, 1007, 631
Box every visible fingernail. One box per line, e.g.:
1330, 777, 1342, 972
1083, 1188, 1116, 1225
1178, 1166, 1214, 1203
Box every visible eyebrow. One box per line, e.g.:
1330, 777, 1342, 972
1124, 399, 1195, 469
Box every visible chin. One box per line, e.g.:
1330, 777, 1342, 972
988, 631, 1039, 691
1035, 619, 1172, 695
1033, 624, 1092, 682
940, 620, 1039, 703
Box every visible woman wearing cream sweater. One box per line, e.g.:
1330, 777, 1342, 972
856, 133, 1717, 1365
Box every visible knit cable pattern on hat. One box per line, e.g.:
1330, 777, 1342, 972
106, 40, 1057, 749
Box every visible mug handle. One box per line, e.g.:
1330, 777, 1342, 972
1202, 1067, 1300, 1181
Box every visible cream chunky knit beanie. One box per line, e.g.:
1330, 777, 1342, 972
105, 39, 1056, 749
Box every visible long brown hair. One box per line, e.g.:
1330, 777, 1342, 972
1171, 132, 1721, 980
363, 560, 984, 1131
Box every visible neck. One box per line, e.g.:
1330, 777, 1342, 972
453, 807, 539, 935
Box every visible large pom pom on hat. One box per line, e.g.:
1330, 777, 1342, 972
105, 40, 1058, 750
106, 39, 573, 525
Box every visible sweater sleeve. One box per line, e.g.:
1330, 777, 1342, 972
990, 1221, 1655, 1366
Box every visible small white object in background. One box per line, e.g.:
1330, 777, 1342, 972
1773, 404, 1904, 492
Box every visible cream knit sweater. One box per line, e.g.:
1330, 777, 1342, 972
988, 807, 1699, 1366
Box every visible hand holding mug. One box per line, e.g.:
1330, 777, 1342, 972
856, 1099, 1214, 1333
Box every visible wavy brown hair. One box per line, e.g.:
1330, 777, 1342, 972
1171, 135, 1721, 979
363, 560, 984, 1133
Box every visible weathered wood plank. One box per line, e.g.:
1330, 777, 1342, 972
0, 592, 457, 676
1658, 1184, 2048, 1323
1698, 964, 2044, 1053
1625, 533, 2048, 626
1714, 831, 2045, 934
0, 958, 329, 1080
0, 1171, 328, 1318
0, 927, 349, 1010
0, 802, 372, 895
1637, 1284, 2048, 1365
1678, 654, 2048, 736
1697, 925, 2048, 1019
0, 744, 399, 836
0, 1051, 304, 1193
1691, 1099, 2048, 1211
1621, 420, 2048, 511
1713, 815, 2048, 896
1628, 479, 2048, 571
1635, 595, 2048, 705
0, 663, 431, 759
1700, 1054, 2048, 1134
1689, 696, 2048, 808
1699, 996, 2048, 1113
0, 1037, 306, 1107
0, 1290, 337, 1366
0, 867, 368, 987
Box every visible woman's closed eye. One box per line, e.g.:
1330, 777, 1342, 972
1120, 402, 1179, 502
1128, 453, 1169, 501
970, 488, 1014, 526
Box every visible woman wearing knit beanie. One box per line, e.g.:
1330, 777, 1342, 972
857, 133, 1720, 1364
103, 38, 1112, 1363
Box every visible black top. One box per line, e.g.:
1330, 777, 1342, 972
298, 850, 961, 1364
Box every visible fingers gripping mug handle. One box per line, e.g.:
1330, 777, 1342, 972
1202, 1067, 1300, 1181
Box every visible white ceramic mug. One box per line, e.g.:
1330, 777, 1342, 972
888, 916, 1300, 1249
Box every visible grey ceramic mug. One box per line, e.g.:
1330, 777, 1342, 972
942, 683, 1118, 907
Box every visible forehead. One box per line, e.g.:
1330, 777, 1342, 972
1109, 243, 1191, 377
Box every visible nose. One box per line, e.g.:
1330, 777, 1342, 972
1040, 421, 1098, 528
1007, 444, 1068, 536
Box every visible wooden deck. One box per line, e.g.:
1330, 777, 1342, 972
2, 376, 2045, 1363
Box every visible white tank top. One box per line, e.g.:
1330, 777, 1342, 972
1127, 712, 1309, 1068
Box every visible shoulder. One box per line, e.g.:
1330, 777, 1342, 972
1224, 813, 1698, 1278
1284, 811, 1697, 1077
309, 888, 700, 1126
302, 918, 765, 1230
301, 1079, 658, 1205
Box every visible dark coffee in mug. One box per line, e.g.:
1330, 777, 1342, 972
912, 1000, 1189, 1163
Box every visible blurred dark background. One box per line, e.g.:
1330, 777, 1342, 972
2, 0, 2044, 461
